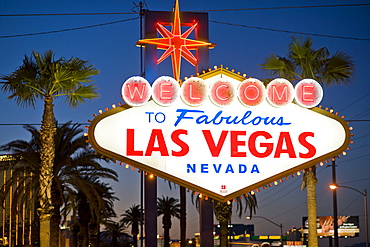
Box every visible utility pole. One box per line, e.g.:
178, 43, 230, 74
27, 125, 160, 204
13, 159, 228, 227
332, 158, 339, 247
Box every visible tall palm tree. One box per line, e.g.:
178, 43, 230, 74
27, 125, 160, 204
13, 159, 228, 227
157, 196, 181, 247
121, 204, 142, 247
260, 36, 355, 247
190, 192, 257, 247
0, 50, 99, 246
214, 201, 232, 247
215, 194, 257, 247
165, 181, 187, 247
63, 175, 118, 247
101, 219, 129, 247
88, 179, 118, 247
0, 122, 117, 246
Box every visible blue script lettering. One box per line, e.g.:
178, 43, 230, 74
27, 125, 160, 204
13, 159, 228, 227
175, 109, 291, 127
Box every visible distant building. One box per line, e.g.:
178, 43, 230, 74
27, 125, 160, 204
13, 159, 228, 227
0, 154, 38, 246
214, 223, 255, 237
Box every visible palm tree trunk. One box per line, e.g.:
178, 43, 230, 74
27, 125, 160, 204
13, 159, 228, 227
39, 96, 56, 247
306, 169, 318, 247
78, 193, 91, 247
164, 226, 170, 247
220, 219, 228, 247
131, 221, 139, 247
79, 220, 89, 247
51, 180, 62, 247
133, 234, 138, 247
89, 222, 100, 247
132, 221, 139, 247
214, 202, 232, 247
70, 223, 79, 247
180, 186, 186, 247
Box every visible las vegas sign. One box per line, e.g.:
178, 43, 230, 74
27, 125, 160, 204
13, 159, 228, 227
88, 68, 351, 202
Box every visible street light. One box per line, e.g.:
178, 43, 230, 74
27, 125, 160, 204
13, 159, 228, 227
330, 184, 368, 247
246, 216, 284, 246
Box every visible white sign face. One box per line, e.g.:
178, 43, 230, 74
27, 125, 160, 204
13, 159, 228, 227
89, 73, 350, 201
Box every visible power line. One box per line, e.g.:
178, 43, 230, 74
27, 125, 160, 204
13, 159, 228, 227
0, 12, 135, 17
338, 93, 370, 112
194, 3, 370, 12
210, 20, 370, 42
0, 123, 90, 126
0, 17, 139, 39
2, 16, 368, 42
1, 3, 369, 17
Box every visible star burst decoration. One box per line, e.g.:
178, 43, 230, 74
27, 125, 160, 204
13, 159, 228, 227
137, 0, 215, 81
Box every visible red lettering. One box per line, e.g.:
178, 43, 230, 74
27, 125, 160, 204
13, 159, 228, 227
248, 131, 273, 158
238, 79, 265, 107
266, 79, 294, 107
202, 130, 228, 157
181, 78, 207, 106
295, 79, 323, 108
171, 129, 189, 156
122, 77, 151, 106
126, 129, 143, 156
299, 132, 316, 158
209, 81, 234, 106
231, 131, 246, 157
152, 76, 180, 106
274, 132, 296, 158
145, 129, 169, 156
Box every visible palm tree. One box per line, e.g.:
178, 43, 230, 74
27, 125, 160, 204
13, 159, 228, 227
214, 201, 232, 247
0, 50, 99, 246
101, 219, 129, 247
157, 196, 181, 247
0, 122, 117, 246
63, 175, 118, 247
88, 179, 118, 247
190, 193, 257, 247
121, 204, 142, 247
165, 181, 187, 247
260, 36, 355, 247
215, 194, 257, 247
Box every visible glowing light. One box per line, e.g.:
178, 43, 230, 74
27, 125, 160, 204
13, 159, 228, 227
329, 184, 337, 190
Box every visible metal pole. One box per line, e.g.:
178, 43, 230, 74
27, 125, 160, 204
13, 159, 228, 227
332, 159, 339, 247
364, 189, 368, 247
247, 216, 283, 246
140, 171, 144, 247
330, 184, 370, 247
139, 3, 144, 246
139, 1, 144, 77
280, 224, 283, 247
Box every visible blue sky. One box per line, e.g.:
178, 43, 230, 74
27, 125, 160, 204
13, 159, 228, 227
1, 0, 370, 245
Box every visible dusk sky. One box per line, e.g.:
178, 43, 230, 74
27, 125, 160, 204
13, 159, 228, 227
1, 0, 369, 246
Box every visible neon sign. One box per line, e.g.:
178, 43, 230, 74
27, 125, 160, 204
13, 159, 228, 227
88, 69, 350, 201
121, 76, 323, 109
136, 0, 215, 81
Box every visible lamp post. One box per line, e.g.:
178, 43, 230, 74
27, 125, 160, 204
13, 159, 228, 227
330, 184, 368, 247
246, 216, 284, 246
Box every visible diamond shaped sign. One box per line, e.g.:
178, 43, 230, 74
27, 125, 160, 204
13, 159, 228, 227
88, 69, 350, 201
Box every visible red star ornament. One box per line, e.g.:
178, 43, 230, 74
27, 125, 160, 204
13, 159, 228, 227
137, 0, 215, 81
